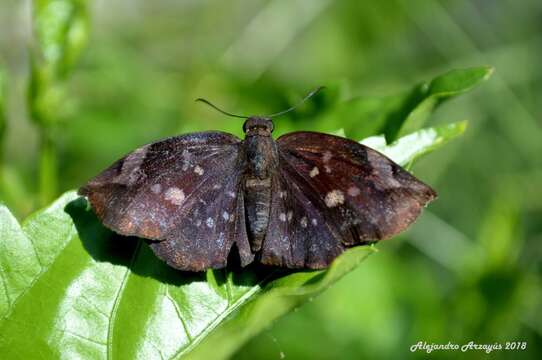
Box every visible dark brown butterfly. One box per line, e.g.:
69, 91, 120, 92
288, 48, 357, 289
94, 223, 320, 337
79, 89, 436, 271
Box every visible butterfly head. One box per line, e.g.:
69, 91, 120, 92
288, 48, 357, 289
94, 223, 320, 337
196, 87, 324, 136
243, 117, 274, 136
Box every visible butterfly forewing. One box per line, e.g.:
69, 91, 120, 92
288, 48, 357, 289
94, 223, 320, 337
274, 131, 436, 255
79, 131, 253, 271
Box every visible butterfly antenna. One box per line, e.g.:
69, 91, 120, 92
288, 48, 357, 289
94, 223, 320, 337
266, 86, 325, 118
195, 98, 249, 119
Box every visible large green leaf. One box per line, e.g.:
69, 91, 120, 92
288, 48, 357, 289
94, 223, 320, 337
0, 190, 375, 360
0, 121, 464, 359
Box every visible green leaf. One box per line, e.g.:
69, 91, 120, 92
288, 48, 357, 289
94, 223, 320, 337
361, 121, 468, 169
391, 67, 492, 140
0, 113, 468, 359
320, 66, 492, 142
2, 58, 482, 357
0, 191, 375, 360
184, 245, 376, 360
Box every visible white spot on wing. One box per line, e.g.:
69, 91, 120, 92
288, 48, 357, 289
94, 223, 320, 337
222, 211, 229, 221
312, 218, 318, 226
150, 183, 162, 194
227, 191, 236, 198
118, 145, 148, 185
287, 210, 293, 222
195, 219, 202, 227
347, 186, 361, 197
279, 213, 287, 222
367, 151, 402, 188
194, 165, 204, 176
216, 232, 225, 247
164, 187, 185, 205
325, 190, 344, 208
309, 167, 319, 177
181, 149, 191, 171
206, 217, 214, 228
300, 217, 308, 228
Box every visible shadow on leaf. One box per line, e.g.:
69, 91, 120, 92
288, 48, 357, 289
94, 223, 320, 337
64, 196, 288, 288
65, 197, 206, 286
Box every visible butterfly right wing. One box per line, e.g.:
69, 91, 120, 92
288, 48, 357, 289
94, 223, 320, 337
261, 170, 346, 269
260, 131, 436, 269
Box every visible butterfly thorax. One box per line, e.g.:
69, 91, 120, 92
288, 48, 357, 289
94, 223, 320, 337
243, 117, 278, 252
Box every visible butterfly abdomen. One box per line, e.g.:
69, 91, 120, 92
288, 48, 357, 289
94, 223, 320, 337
243, 133, 279, 252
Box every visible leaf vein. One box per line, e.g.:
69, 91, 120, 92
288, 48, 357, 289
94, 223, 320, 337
164, 287, 193, 344
0, 225, 76, 322
64, 330, 107, 347
172, 270, 278, 359
0, 265, 12, 308
106, 240, 142, 360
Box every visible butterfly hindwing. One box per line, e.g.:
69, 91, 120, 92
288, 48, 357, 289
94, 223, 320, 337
260, 170, 345, 269
79, 131, 253, 271
262, 131, 436, 268
149, 167, 254, 271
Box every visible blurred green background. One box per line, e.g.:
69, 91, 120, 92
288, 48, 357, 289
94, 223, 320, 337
1, 0, 541, 359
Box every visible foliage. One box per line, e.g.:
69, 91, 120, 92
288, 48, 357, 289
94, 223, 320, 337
0, 190, 372, 359
0, 65, 481, 358
1, 1, 541, 359
29, 0, 90, 205
316, 67, 491, 143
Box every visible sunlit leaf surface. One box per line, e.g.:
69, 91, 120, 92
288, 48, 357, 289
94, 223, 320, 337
361, 121, 468, 169
0, 191, 374, 359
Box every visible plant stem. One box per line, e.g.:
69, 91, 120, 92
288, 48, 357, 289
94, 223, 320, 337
39, 127, 57, 205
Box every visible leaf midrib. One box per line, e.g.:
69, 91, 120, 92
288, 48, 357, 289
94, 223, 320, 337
107, 240, 143, 360
174, 270, 278, 359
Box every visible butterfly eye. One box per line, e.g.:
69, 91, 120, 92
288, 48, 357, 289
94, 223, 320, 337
243, 118, 274, 133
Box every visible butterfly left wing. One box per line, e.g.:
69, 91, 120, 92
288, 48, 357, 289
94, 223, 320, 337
260, 131, 436, 269
79, 131, 254, 271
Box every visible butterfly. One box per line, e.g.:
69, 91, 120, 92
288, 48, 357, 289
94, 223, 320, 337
79, 88, 436, 271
